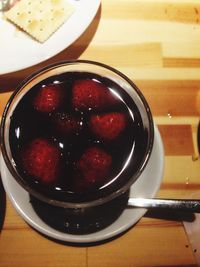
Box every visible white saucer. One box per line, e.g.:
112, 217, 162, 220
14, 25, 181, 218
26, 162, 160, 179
0, 125, 164, 244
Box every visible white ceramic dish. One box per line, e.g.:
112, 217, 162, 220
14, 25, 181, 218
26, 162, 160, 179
0, 0, 101, 75
0, 125, 164, 244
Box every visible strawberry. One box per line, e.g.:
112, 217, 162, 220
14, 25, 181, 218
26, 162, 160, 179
33, 84, 63, 113
72, 79, 117, 111
21, 138, 61, 184
89, 112, 126, 141
75, 147, 112, 192
52, 112, 82, 136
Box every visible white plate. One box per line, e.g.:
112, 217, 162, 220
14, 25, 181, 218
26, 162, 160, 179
0, 0, 101, 75
0, 125, 164, 244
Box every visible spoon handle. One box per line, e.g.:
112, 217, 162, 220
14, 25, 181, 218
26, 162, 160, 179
128, 198, 200, 212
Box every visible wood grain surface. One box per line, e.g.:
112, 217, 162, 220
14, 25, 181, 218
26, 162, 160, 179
0, 0, 200, 266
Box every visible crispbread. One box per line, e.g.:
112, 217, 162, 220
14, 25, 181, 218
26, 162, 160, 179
5, 0, 75, 43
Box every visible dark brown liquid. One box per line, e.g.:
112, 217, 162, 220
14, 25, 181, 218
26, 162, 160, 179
9, 71, 148, 203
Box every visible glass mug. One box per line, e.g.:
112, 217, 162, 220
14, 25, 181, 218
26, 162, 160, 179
0, 60, 154, 209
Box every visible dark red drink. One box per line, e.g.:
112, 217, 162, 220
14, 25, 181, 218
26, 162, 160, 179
9, 71, 148, 204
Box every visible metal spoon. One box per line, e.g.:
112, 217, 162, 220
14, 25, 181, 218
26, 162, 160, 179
128, 198, 200, 212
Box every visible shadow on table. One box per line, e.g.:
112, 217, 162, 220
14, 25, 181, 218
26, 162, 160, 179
29, 190, 130, 247
0, 176, 6, 232
144, 209, 195, 222
0, 3, 102, 91
30, 190, 130, 235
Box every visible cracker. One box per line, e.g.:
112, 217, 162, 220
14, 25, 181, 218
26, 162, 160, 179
5, 0, 75, 43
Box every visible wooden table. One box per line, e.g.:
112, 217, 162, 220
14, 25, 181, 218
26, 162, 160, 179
0, 0, 200, 266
